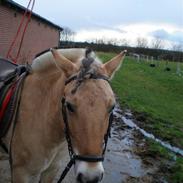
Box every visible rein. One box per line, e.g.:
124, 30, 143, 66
57, 75, 114, 183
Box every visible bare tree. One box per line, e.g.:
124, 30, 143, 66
106, 38, 119, 45
119, 38, 129, 47
151, 36, 165, 49
136, 37, 148, 48
60, 27, 75, 42
172, 42, 183, 52
94, 38, 105, 44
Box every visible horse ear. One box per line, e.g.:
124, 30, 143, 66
102, 50, 127, 79
50, 48, 77, 77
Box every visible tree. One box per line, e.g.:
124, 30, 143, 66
151, 36, 165, 49
172, 42, 183, 52
94, 38, 105, 44
136, 37, 148, 48
106, 38, 119, 46
119, 38, 129, 47
60, 27, 75, 42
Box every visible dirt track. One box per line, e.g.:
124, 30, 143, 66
0, 109, 168, 183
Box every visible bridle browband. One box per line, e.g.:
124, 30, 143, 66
57, 67, 114, 183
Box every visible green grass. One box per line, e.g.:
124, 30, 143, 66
98, 51, 183, 183
98, 52, 183, 148
146, 139, 175, 160
147, 140, 183, 183
170, 156, 183, 183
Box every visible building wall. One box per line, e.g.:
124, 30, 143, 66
0, 5, 60, 64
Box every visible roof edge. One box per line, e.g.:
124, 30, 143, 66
1, 0, 63, 31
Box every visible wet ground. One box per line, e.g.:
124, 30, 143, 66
0, 106, 171, 183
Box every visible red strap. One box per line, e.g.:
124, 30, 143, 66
0, 85, 15, 121
6, 0, 35, 63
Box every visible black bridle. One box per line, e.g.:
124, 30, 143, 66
57, 75, 114, 183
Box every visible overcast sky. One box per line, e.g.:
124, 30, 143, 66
15, 0, 183, 49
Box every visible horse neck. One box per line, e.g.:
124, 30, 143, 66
25, 69, 66, 139
31, 55, 66, 101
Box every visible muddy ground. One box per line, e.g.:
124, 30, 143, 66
0, 110, 171, 183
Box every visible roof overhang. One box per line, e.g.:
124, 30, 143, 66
1, 0, 63, 31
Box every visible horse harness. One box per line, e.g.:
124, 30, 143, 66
0, 58, 31, 153
57, 72, 114, 182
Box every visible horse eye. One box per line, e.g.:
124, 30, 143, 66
108, 104, 115, 113
66, 102, 75, 113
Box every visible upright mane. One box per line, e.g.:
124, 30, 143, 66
69, 54, 107, 94
31, 48, 101, 73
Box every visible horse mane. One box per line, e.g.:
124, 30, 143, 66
64, 49, 106, 94
32, 48, 102, 73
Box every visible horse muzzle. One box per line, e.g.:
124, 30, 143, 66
75, 161, 104, 183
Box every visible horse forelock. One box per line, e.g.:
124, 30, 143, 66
69, 56, 105, 94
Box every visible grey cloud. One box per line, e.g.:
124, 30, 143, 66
84, 17, 126, 34
150, 29, 183, 43
16, 0, 183, 31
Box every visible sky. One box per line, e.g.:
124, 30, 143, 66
15, 0, 183, 49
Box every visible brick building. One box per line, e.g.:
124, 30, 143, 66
0, 0, 62, 63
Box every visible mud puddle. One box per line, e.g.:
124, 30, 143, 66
103, 120, 158, 183
0, 105, 171, 183
114, 103, 183, 157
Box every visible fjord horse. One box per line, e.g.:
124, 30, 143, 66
3, 48, 126, 183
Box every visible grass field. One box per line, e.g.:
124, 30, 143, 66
98, 52, 183, 148
98, 52, 183, 182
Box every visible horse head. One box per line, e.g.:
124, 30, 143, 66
51, 48, 126, 183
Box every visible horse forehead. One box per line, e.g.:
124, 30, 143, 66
76, 81, 114, 104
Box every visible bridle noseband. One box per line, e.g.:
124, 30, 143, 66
57, 74, 114, 183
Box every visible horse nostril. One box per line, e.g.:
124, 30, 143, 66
86, 177, 100, 183
77, 173, 83, 183
77, 174, 102, 183
100, 172, 104, 181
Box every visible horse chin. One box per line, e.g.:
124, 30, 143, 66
74, 161, 104, 183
